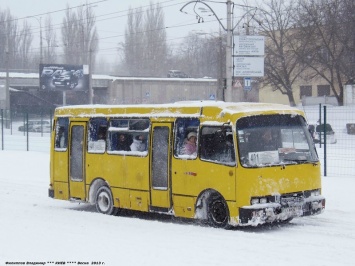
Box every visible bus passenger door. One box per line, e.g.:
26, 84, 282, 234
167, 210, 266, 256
150, 123, 172, 212
69, 122, 86, 200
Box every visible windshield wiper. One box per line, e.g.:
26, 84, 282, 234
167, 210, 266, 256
282, 158, 312, 164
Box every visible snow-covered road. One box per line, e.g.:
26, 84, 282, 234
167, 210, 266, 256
0, 150, 354, 266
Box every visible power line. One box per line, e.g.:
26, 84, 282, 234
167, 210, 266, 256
0, 0, 107, 24
1, 0, 191, 46
1, 0, 232, 60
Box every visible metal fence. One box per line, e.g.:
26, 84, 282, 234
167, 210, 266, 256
1, 106, 354, 177
0, 109, 53, 152
301, 104, 355, 177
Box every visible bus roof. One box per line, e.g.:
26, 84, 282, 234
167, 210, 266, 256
54, 101, 304, 119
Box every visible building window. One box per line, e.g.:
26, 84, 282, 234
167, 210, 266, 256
300, 85, 312, 99
317, 85, 330, 96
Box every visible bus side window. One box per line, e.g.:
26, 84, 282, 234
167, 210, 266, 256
88, 118, 107, 153
200, 126, 235, 164
174, 118, 200, 158
108, 118, 149, 155
55, 117, 69, 150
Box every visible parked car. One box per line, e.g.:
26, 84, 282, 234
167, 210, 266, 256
18, 120, 51, 133
167, 70, 189, 78
309, 123, 337, 144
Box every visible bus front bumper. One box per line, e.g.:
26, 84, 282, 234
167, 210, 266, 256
239, 196, 325, 226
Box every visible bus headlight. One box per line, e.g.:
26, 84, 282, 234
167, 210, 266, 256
251, 198, 260, 205
251, 197, 268, 205
259, 197, 268, 204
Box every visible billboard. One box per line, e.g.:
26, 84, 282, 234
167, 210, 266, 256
39, 64, 89, 91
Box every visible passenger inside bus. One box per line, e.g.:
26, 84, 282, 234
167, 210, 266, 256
130, 134, 147, 152
97, 126, 107, 140
117, 133, 131, 151
200, 127, 235, 163
182, 131, 197, 155
56, 127, 66, 148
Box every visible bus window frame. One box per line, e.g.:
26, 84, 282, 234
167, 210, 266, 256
54, 117, 69, 152
199, 125, 236, 166
236, 114, 318, 168
107, 118, 150, 157
87, 117, 108, 154
173, 117, 200, 159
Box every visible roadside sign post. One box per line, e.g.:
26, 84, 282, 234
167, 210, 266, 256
244, 77, 252, 91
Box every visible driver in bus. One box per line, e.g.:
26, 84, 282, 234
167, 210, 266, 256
259, 128, 277, 151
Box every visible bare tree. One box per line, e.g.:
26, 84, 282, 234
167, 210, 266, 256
337, 0, 355, 78
122, 6, 144, 76
43, 15, 57, 63
17, 20, 33, 69
77, 4, 99, 66
0, 9, 8, 69
296, 0, 355, 105
0, 9, 22, 70
255, 0, 305, 106
62, 5, 79, 64
174, 33, 202, 76
122, 2, 167, 77
143, 1, 167, 76
61, 3, 98, 66
340, 0, 355, 79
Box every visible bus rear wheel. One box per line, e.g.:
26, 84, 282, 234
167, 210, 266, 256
95, 186, 119, 215
207, 194, 230, 228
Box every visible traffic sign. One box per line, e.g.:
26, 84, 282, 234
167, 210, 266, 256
244, 77, 252, 91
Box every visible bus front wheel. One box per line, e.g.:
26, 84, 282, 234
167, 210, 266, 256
207, 194, 230, 228
95, 186, 119, 215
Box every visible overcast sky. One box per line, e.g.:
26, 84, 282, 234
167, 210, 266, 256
0, 0, 256, 62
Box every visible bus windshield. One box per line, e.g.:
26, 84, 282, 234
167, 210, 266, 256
236, 114, 318, 167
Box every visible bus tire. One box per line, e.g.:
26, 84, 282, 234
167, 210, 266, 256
207, 194, 230, 228
95, 186, 119, 215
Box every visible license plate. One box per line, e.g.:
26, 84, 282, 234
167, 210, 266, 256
282, 206, 302, 215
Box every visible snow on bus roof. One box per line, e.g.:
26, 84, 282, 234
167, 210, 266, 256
54, 101, 302, 119
57, 101, 300, 112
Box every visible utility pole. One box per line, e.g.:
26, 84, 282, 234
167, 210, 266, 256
39, 17, 43, 64
225, 0, 233, 102
5, 39, 10, 128
89, 48, 93, 104
244, 23, 250, 102
180, 0, 257, 102
219, 34, 224, 101
28, 16, 43, 63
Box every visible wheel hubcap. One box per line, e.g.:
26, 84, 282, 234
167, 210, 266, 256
212, 201, 227, 224
98, 192, 110, 212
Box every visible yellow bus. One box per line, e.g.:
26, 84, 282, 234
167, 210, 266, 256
48, 101, 325, 228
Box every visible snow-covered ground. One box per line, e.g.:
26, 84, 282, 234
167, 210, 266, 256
1, 106, 355, 266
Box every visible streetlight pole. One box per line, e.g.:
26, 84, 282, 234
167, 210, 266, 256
5, 39, 10, 128
225, 0, 233, 102
28, 16, 43, 64
180, 1, 256, 102
39, 17, 43, 64
89, 48, 93, 104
